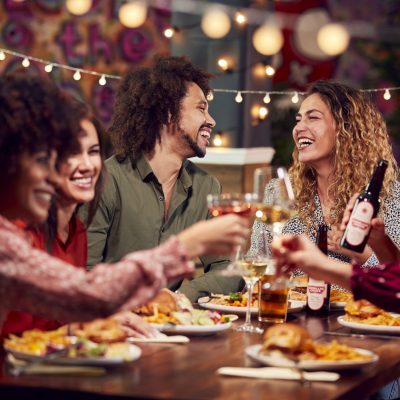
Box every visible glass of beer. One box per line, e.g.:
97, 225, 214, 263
258, 264, 289, 323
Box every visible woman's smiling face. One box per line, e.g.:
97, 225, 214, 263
57, 119, 101, 205
292, 93, 337, 169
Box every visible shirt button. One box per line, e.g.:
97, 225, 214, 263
159, 195, 164, 201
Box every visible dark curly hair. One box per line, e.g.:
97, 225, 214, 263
109, 55, 212, 162
0, 73, 81, 177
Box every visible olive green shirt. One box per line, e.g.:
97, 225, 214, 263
84, 154, 243, 300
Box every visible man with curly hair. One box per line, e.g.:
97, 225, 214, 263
84, 56, 243, 300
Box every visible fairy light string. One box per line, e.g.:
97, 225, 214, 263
0, 47, 399, 102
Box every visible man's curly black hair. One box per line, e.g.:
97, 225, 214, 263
109, 55, 212, 162
0, 73, 81, 177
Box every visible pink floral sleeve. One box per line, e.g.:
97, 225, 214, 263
0, 217, 194, 327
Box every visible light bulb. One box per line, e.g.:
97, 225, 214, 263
291, 92, 299, 104
44, 63, 53, 73
73, 70, 81, 81
119, 1, 147, 28
201, 6, 231, 39
265, 65, 275, 76
258, 106, 268, 120
66, 0, 92, 15
235, 11, 247, 25
383, 89, 391, 100
98, 75, 107, 86
263, 93, 271, 104
207, 91, 214, 101
164, 28, 175, 38
0, 50, 5, 61
217, 58, 229, 71
21, 57, 30, 68
252, 24, 284, 56
235, 92, 243, 103
213, 133, 223, 147
317, 23, 350, 56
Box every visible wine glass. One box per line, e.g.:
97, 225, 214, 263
253, 166, 296, 239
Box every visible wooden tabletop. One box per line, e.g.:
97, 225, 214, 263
1, 311, 399, 400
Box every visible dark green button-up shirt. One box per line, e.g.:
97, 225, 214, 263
84, 154, 239, 297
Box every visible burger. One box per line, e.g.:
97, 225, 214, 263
289, 276, 308, 301
261, 323, 314, 356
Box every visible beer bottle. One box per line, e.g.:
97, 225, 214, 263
306, 224, 331, 316
340, 159, 388, 253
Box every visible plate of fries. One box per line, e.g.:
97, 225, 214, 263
4, 327, 141, 366
246, 343, 377, 371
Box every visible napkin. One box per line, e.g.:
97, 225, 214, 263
217, 367, 340, 382
127, 335, 190, 344
7, 354, 106, 376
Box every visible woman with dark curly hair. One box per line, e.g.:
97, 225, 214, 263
0, 74, 249, 330
85, 56, 240, 302
250, 80, 400, 270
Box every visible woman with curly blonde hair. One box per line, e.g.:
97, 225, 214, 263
251, 80, 400, 268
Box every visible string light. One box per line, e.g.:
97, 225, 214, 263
217, 58, 229, 71
213, 132, 223, 147
163, 27, 176, 38
21, 57, 30, 67
235, 91, 243, 103
235, 11, 247, 25
73, 70, 82, 81
44, 63, 53, 73
98, 74, 107, 86
258, 106, 268, 120
1, 48, 400, 103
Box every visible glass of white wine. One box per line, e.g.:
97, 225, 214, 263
234, 252, 270, 334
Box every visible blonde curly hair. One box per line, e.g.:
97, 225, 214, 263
289, 80, 398, 231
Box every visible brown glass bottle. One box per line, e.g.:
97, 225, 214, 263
340, 159, 388, 253
306, 224, 331, 316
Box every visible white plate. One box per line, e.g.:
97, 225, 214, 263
151, 322, 232, 336
337, 316, 400, 334
245, 344, 378, 371
5, 344, 141, 367
330, 302, 347, 309
198, 297, 305, 315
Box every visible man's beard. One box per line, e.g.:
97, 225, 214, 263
181, 131, 206, 158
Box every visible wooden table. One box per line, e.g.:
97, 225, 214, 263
1, 311, 399, 400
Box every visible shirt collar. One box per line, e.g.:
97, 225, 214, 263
135, 152, 192, 190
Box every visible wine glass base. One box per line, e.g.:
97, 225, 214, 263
234, 324, 263, 334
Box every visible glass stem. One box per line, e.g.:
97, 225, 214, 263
244, 281, 253, 326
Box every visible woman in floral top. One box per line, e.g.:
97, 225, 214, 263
0, 75, 249, 331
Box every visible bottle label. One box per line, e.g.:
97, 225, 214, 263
307, 279, 327, 311
345, 201, 374, 246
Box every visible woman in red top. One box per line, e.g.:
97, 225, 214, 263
0, 75, 249, 333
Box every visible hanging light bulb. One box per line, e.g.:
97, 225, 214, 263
383, 89, 391, 100
252, 24, 284, 56
66, 0, 92, 16
207, 91, 214, 101
201, 6, 231, 39
235, 11, 247, 25
264, 65, 275, 76
291, 92, 299, 104
73, 70, 82, 81
44, 63, 53, 73
98, 75, 107, 86
0, 50, 6, 61
263, 93, 271, 104
317, 23, 350, 56
119, 1, 148, 28
21, 57, 30, 68
235, 91, 243, 103
217, 58, 229, 71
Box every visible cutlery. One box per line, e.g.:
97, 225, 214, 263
127, 335, 190, 344
7, 354, 105, 376
217, 367, 340, 382
324, 331, 400, 340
